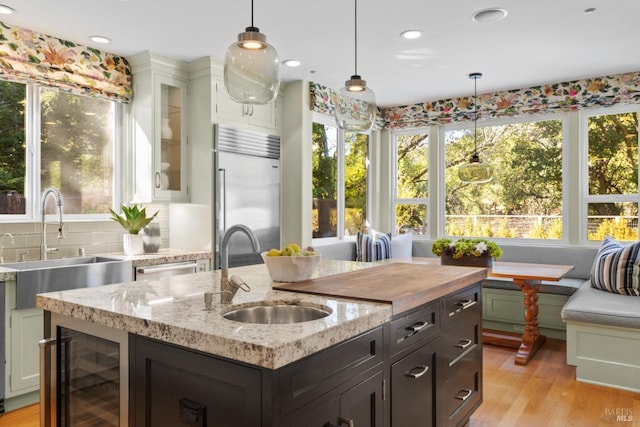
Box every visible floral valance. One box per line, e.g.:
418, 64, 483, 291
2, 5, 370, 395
310, 82, 386, 130
310, 71, 640, 130
0, 22, 132, 103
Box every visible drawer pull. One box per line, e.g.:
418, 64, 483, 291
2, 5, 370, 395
339, 417, 355, 427
458, 299, 476, 310
406, 321, 429, 333
405, 365, 429, 379
454, 389, 473, 401
456, 339, 473, 349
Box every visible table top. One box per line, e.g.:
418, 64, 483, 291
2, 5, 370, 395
406, 257, 574, 282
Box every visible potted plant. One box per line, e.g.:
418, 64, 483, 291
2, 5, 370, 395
431, 238, 502, 267
109, 205, 159, 256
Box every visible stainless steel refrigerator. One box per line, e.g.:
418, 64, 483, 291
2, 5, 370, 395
214, 124, 280, 269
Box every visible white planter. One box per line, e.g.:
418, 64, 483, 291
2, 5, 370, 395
123, 233, 144, 256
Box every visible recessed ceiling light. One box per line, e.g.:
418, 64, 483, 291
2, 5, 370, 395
89, 35, 112, 45
584, 7, 597, 14
400, 30, 422, 40
283, 59, 301, 68
0, 4, 16, 14
472, 8, 508, 23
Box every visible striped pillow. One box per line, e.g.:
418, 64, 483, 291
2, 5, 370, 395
356, 231, 392, 262
590, 236, 640, 296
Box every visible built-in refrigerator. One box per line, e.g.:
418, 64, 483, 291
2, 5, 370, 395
213, 124, 280, 269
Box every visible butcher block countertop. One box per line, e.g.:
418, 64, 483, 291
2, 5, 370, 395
37, 259, 486, 369
274, 261, 487, 315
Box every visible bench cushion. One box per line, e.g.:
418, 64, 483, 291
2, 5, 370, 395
590, 236, 640, 296
562, 280, 640, 329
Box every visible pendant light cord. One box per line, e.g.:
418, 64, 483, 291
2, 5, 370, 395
474, 75, 477, 154
354, 0, 358, 76
251, 0, 254, 27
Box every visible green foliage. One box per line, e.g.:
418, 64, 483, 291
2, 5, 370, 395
432, 238, 503, 259
109, 205, 158, 234
588, 218, 638, 241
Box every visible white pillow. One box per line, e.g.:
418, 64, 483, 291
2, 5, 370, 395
391, 233, 413, 258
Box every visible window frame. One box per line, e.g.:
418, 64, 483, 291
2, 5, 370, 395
580, 104, 640, 242
391, 128, 430, 235
0, 80, 123, 222
311, 112, 372, 242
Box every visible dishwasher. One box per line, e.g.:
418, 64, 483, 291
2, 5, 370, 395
134, 261, 197, 280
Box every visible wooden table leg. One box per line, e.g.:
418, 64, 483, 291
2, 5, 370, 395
513, 278, 546, 365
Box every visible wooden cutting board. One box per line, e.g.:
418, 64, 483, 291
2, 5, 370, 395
273, 262, 487, 315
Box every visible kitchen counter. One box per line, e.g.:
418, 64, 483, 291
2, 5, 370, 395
100, 247, 211, 267
36, 259, 486, 369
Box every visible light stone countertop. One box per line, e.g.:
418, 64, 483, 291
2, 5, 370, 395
36, 260, 393, 370
100, 248, 212, 267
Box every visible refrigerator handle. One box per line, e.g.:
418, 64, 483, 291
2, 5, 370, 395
219, 168, 226, 232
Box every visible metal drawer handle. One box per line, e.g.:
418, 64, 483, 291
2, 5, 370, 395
406, 320, 429, 333
456, 339, 473, 349
39, 338, 56, 427
455, 389, 473, 401
405, 365, 429, 379
458, 299, 476, 310
339, 417, 355, 427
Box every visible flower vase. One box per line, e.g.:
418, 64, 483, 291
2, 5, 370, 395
142, 223, 161, 253
161, 118, 173, 139
123, 233, 144, 256
440, 253, 493, 268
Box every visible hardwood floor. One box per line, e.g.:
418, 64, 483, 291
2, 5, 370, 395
1, 338, 638, 427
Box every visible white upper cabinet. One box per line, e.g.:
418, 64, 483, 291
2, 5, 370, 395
130, 52, 189, 203
214, 79, 278, 133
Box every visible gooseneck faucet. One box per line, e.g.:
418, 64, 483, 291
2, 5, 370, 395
219, 224, 259, 303
40, 187, 65, 260
0, 232, 15, 263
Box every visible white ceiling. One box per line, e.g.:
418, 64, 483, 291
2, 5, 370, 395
3, 0, 640, 108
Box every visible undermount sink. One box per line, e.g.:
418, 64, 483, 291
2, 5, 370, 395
222, 303, 332, 324
1, 256, 133, 309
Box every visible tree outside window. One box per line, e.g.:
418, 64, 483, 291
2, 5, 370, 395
394, 133, 428, 234
444, 118, 564, 239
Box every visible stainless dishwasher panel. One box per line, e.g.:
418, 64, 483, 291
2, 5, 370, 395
135, 261, 197, 280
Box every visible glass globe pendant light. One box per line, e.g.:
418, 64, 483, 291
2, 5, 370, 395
458, 72, 493, 183
335, 0, 376, 132
224, 0, 280, 105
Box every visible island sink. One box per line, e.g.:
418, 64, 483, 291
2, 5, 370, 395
222, 302, 332, 324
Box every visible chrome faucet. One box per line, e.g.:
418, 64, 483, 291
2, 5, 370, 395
0, 232, 15, 263
219, 224, 259, 303
40, 188, 65, 260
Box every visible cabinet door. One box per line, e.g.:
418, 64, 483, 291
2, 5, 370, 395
339, 370, 384, 427
391, 340, 437, 427
132, 336, 262, 427
215, 79, 277, 131
154, 74, 189, 201
9, 308, 43, 395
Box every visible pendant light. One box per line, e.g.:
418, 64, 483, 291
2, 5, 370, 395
224, 0, 280, 105
458, 72, 493, 183
335, 0, 376, 132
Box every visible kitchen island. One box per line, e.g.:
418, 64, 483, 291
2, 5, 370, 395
37, 259, 486, 426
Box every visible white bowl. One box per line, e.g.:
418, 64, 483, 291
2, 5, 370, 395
261, 252, 321, 282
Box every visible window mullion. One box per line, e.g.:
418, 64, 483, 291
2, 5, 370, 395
337, 130, 345, 238
27, 84, 41, 220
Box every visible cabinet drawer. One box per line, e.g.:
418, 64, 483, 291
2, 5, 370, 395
278, 326, 383, 415
442, 318, 481, 368
390, 302, 439, 358
444, 284, 481, 325
443, 366, 482, 427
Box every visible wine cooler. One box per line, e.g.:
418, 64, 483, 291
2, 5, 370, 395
40, 312, 129, 427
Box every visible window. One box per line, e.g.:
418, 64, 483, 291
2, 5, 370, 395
312, 117, 369, 239
393, 132, 428, 234
584, 107, 639, 241
0, 80, 119, 218
443, 116, 564, 239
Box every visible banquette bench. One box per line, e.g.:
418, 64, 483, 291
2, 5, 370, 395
315, 239, 640, 392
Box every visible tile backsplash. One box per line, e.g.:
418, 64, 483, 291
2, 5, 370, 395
0, 204, 170, 262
